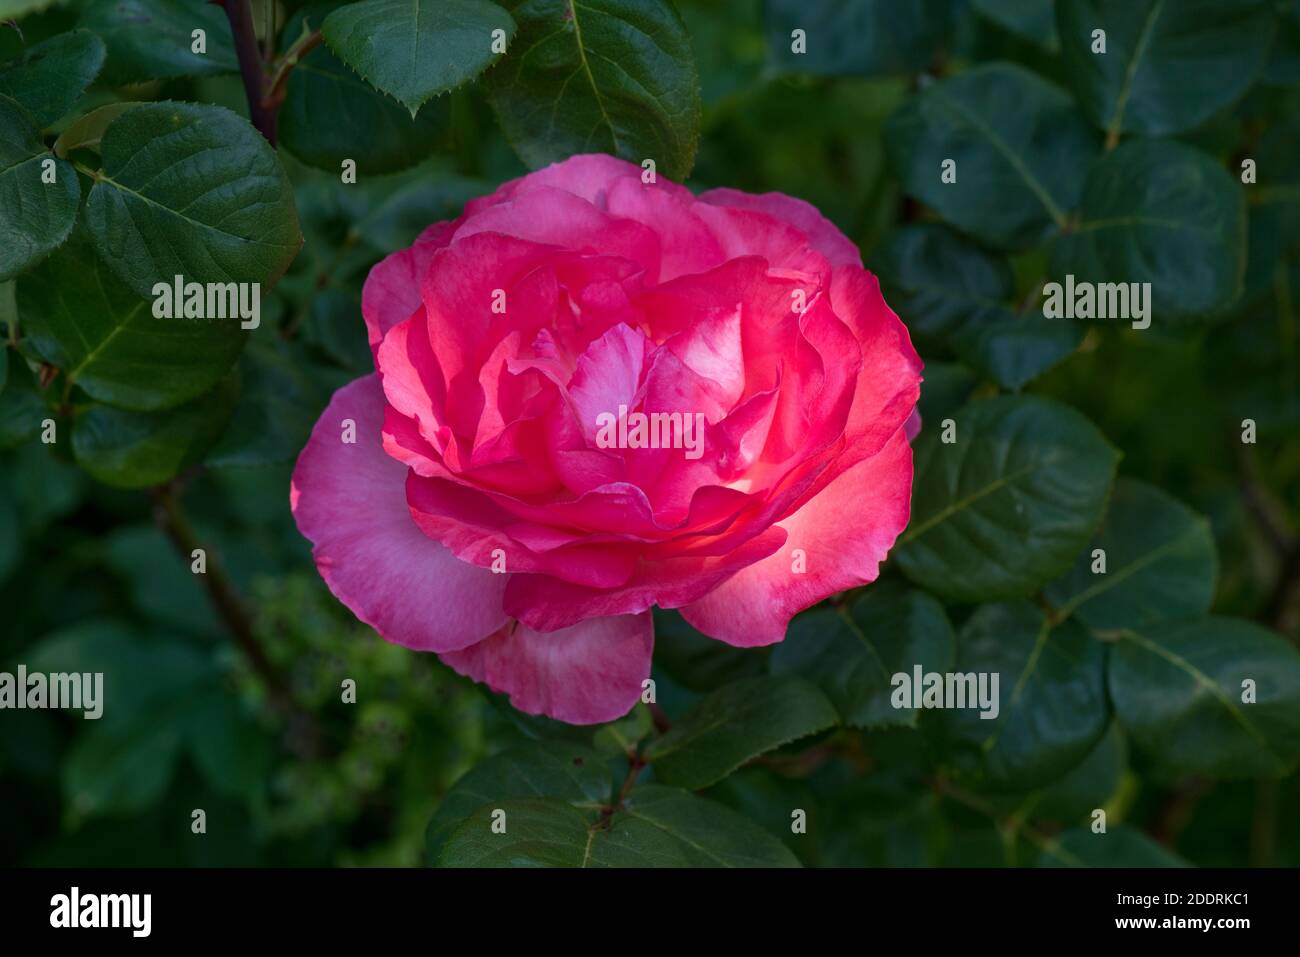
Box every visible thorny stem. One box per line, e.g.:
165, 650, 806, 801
150, 480, 323, 758
214, 0, 279, 144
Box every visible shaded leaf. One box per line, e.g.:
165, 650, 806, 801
71, 372, 239, 487
874, 223, 1082, 388
1046, 478, 1217, 632
765, 0, 949, 77
1058, 0, 1277, 138
19, 229, 246, 411
1050, 139, 1246, 321
771, 586, 954, 728
645, 675, 839, 789
81, 0, 238, 84
885, 62, 1099, 249
486, 0, 701, 180
0, 93, 78, 281
895, 395, 1119, 602
945, 603, 1109, 791
0, 29, 104, 128
1109, 617, 1300, 778
1038, 825, 1188, 867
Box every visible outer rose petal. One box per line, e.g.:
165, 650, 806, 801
698, 187, 863, 268
291, 374, 508, 652
361, 223, 452, 359
440, 613, 654, 724
680, 428, 913, 647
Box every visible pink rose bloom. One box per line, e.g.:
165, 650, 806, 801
291, 154, 922, 724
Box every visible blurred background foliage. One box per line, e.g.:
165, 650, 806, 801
1, 0, 1298, 867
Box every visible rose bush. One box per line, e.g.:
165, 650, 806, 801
291, 154, 922, 723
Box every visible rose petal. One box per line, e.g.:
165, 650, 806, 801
440, 613, 654, 724
291, 374, 508, 652
680, 427, 912, 647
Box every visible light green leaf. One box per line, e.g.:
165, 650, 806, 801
1109, 617, 1300, 778
895, 395, 1119, 602
486, 0, 701, 181
84, 102, 302, 299
1046, 478, 1217, 632
53, 102, 138, 158
321, 0, 515, 116
645, 675, 839, 789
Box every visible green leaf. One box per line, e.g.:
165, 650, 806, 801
204, 339, 323, 467
321, 0, 515, 116
19, 229, 246, 411
771, 586, 955, 729
765, 0, 949, 78
1266, 1, 1300, 85
0, 29, 105, 129
182, 692, 272, 803
884, 62, 1099, 249
280, 37, 451, 174
81, 0, 238, 84
435, 785, 799, 867
0, 350, 48, 448
1046, 478, 1217, 632
71, 372, 239, 488
645, 675, 839, 789
24, 619, 215, 735
425, 741, 610, 863
64, 723, 183, 820
53, 102, 138, 158
0, 93, 79, 281
945, 603, 1108, 791
0, 1, 64, 18
895, 395, 1119, 603
971, 0, 1057, 49
1050, 139, 1246, 321
84, 102, 302, 299
485, 0, 701, 181
1035, 722, 1127, 822
1109, 617, 1300, 778
1038, 825, 1188, 867
874, 223, 1083, 389
1057, 0, 1277, 138
651, 607, 766, 693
